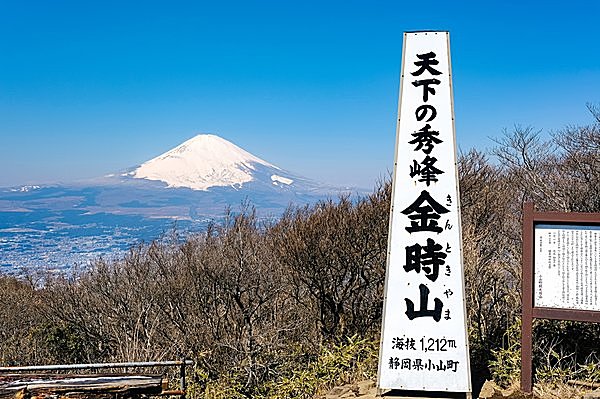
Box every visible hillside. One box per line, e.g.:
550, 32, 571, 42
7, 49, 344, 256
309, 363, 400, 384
1, 111, 599, 398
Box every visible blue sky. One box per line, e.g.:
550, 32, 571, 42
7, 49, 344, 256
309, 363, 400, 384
1, 1, 599, 188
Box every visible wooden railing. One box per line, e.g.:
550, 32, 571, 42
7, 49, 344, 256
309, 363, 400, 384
0, 360, 194, 399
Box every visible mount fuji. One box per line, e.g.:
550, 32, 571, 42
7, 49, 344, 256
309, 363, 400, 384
0, 135, 354, 274
129, 134, 300, 191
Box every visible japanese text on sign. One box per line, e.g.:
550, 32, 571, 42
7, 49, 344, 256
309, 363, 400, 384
534, 225, 600, 311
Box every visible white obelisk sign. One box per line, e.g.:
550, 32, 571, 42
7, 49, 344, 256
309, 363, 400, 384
377, 31, 471, 394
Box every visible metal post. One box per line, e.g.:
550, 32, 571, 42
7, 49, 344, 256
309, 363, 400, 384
179, 358, 186, 399
0, 360, 194, 372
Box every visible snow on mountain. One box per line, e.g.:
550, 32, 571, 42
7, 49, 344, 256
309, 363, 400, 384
130, 134, 291, 191
271, 175, 293, 185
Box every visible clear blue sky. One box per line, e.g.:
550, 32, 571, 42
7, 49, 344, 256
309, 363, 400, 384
1, 1, 599, 189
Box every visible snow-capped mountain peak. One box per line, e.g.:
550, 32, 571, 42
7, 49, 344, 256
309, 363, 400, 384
130, 134, 288, 191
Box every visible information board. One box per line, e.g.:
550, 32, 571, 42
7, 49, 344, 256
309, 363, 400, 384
521, 203, 600, 393
534, 225, 600, 311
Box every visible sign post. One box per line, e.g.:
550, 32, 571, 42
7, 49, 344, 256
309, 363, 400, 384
377, 31, 472, 398
521, 202, 600, 393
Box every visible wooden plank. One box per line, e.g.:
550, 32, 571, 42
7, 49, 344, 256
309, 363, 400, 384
0, 374, 164, 398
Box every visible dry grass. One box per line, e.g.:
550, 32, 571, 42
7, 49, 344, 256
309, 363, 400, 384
532, 381, 591, 399
481, 380, 594, 399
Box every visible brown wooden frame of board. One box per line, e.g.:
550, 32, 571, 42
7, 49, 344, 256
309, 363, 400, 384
521, 202, 600, 393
